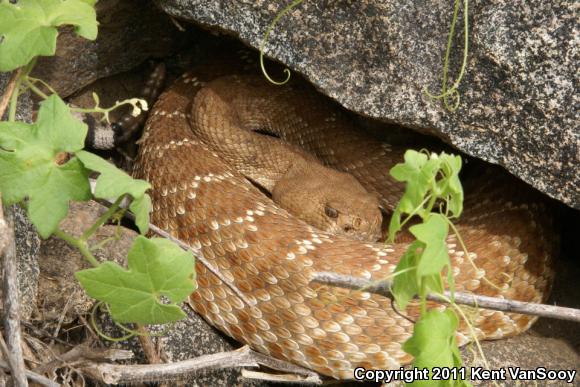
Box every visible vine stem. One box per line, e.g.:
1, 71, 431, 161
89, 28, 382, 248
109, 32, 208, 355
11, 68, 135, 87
23, 78, 49, 99
89, 302, 135, 342
436, 293, 500, 387
81, 195, 125, 241
424, 193, 438, 218
89, 235, 118, 252
395, 194, 432, 235
424, 0, 470, 111
54, 229, 100, 268
445, 217, 504, 291
5, 58, 38, 121
454, 0, 470, 98
259, 0, 306, 85
27, 76, 58, 95
441, 0, 461, 109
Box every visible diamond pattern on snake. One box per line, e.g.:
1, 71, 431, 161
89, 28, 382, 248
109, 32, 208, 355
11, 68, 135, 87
132, 58, 556, 379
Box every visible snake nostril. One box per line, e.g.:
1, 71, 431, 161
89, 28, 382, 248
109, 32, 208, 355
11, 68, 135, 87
343, 225, 354, 233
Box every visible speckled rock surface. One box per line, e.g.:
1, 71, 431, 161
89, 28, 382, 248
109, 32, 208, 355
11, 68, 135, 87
31, 0, 188, 98
10, 205, 40, 320
154, 0, 579, 208
462, 255, 580, 386
0, 74, 40, 320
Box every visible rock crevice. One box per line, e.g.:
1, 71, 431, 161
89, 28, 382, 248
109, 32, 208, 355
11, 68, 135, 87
155, 0, 579, 208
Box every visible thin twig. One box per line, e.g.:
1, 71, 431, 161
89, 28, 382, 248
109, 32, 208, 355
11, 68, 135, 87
32, 344, 133, 375
313, 271, 580, 323
0, 68, 22, 120
169, 16, 186, 32
136, 325, 163, 364
0, 198, 28, 387
0, 360, 58, 387
135, 325, 170, 387
20, 321, 69, 346
241, 369, 322, 384
0, 335, 23, 386
78, 345, 320, 385
50, 291, 75, 346
78, 315, 100, 343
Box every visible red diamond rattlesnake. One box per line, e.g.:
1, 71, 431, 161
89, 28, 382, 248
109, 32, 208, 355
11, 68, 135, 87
133, 59, 555, 379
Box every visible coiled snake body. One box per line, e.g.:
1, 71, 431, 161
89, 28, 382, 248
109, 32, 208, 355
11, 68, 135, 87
133, 60, 555, 379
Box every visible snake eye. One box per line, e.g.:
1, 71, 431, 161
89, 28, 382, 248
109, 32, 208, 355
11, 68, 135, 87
324, 205, 339, 219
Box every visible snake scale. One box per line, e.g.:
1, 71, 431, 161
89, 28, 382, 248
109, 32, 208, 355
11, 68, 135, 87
132, 57, 556, 379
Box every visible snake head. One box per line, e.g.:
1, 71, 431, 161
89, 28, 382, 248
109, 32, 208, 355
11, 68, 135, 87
322, 190, 383, 241
273, 166, 383, 242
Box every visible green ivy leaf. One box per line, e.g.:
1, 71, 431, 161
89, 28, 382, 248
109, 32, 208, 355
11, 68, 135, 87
391, 242, 421, 310
387, 150, 466, 384
388, 150, 440, 241
0, 121, 35, 148
390, 150, 430, 212
76, 150, 150, 199
387, 150, 464, 242
27, 158, 91, 237
130, 194, 152, 236
76, 150, 151, 234
76, 236, 197, 324
410, 213, 449, 277
0, 0, 98, 71
439, 153, 463, 218
0, 95, 90, 237
392, 241, 445, 310
403, 310, 469, 386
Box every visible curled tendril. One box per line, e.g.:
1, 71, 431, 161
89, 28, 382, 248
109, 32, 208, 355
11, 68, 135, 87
90, 301, 136, 342
89, 301, 176, 342
27, 76, 58, 95
114, 316, 175, 338
259, 0, 306, 85
424, 0, 469, 112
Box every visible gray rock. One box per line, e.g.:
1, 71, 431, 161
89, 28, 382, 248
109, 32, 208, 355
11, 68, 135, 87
155, 0, 579, 208
150, 308, 268, 386
32, 0, 189, 98
462, 335, 578, 386
0, 73, 40, 321
462, 255, 580, 385
11, 205, 40, 321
